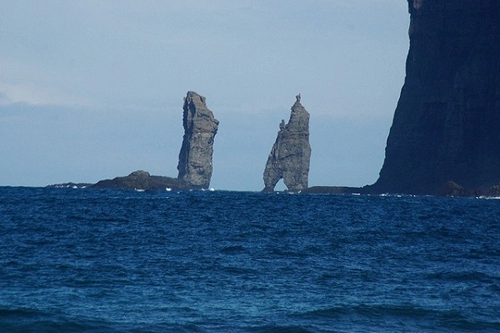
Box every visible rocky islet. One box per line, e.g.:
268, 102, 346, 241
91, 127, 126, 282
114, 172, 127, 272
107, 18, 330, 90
177, 91, 219, 190
263, 94, 311, 192
48, 91, 219, 191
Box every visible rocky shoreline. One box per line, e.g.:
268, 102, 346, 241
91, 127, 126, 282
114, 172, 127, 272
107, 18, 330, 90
47, 175, 500, 197
47, 170, 186, 191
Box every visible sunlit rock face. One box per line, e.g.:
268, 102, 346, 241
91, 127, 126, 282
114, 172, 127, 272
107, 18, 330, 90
177, 91, 219, 189
372, 0, 500, 195
263, 94, 311, 192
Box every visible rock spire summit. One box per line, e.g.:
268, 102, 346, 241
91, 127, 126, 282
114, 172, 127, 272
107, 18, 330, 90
177, 91, 219, 189
263, 94, 311, 192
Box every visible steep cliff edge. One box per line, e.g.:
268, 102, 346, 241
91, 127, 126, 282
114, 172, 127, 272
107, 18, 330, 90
371, 0, 500, 195
177, 91, 219, 189
263, 94, 311, 192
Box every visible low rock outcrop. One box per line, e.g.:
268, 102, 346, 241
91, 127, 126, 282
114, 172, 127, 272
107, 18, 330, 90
263, 94, 311, 192
92, 170, 183, 190
47, 170, 185, 191
436, 181, 465, 197
177, 91, 219, 189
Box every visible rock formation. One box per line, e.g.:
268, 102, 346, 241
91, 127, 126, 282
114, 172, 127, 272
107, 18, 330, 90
47, 170, 185, 190
371, 0, 500, 195
92, 170, 183, 190
263, 94, 311, 192
177, 91, 219, 189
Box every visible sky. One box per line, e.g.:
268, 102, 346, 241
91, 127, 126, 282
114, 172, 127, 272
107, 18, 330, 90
0, 0, 410, 191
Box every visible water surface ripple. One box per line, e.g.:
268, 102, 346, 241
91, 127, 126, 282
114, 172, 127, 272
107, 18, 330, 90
1, 188, 499, 332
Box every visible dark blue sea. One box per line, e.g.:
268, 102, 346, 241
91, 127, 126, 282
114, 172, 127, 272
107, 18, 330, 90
1, 187, 499, 333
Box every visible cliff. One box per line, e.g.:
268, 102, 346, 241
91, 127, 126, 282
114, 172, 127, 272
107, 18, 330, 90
371, 0, 500, 195
177, 91, 219, 189
263, 94, 311, 192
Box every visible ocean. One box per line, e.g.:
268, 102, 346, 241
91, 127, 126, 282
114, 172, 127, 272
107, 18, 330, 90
0, 187, 499, 333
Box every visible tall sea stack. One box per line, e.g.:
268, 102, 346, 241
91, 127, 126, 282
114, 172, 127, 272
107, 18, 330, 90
263, 94, 311, 192
177, 91, 219, 189
372, 0, 500, 195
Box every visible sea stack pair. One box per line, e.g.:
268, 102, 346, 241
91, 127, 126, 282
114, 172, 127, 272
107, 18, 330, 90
177, 91, 312, 192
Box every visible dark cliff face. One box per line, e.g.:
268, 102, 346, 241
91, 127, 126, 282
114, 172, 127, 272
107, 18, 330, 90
372, 0, 500, 195
177, 91, 219, 189
263, 95, 311, 192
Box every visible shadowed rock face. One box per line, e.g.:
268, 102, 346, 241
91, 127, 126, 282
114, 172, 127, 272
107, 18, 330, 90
47, 170, 185, 190
92, 170, 183, 190
263, 95, 311, 192
177, 91, 219, 189
372, 0, 500, 195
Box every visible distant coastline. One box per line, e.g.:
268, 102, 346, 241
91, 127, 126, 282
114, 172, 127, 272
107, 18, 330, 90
46, 173, 500, 198
47, 170, 187, 191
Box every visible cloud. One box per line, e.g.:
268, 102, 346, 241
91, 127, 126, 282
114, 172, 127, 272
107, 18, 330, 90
0, 90, 9, 105
0, 83, 91, 107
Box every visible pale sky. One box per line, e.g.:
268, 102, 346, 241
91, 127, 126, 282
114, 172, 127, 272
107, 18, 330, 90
0, 1, 409, 191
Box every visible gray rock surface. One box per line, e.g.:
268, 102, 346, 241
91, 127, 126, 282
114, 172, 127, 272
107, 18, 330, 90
177, 91, 219, 189
263, 94, 311, 192
370, 0, 500, 195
